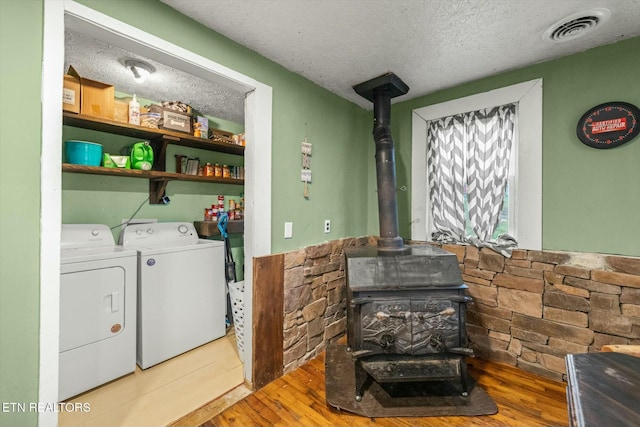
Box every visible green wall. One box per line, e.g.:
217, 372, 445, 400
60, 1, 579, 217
390, 37, 640, 257
2, 0, 638, 425
1, 2, 371, 425
0, 1, 42, 426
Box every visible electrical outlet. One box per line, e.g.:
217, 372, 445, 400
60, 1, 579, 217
324, 220, 330, 233
284, 222, 293, 239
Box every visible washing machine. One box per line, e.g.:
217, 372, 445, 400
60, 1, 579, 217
59, 224, 137, 401
120, 222, 226, 369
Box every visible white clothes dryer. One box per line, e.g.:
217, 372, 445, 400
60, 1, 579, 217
59, 224, 137, 401
120, 222, 226, 369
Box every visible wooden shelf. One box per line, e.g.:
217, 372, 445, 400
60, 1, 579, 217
62, 163, 244, 185
63, 112, 244, 156
194, 220, 244, 237
62, 112, 245, 204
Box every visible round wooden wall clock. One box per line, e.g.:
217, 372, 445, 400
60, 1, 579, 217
576, 102, 640, 149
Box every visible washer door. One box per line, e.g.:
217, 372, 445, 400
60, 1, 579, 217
60, 267, 125, 352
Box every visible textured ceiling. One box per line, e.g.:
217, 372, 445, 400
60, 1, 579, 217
64, 30, 246, 123
159, 0, 640, 109
66, 0, 640, 120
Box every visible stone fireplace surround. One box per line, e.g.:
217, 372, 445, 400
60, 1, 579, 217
277, 237, 640, 382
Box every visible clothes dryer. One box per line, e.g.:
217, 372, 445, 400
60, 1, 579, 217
59, 224, 137, 401
120, 222, 226, 369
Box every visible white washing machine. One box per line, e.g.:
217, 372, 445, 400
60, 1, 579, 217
59, 224, 137, 401
120, 222, 226, 369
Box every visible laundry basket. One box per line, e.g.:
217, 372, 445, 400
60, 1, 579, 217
228, 280, 245, 359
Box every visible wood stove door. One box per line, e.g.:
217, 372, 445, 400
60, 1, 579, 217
411, 298, 462, 355
360, 299, 412, 354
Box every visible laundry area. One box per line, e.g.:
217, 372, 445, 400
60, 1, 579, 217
57, 25, 249, 426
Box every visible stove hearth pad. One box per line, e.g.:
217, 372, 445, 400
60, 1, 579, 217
325, 342, 498, 417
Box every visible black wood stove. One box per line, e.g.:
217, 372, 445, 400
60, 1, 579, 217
345, 244, 473, 402
336, 73, 474, 404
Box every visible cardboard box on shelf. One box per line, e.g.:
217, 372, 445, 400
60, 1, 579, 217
114, 99, 129, 124
63, 74, 80, 113
66, 66, 115, 119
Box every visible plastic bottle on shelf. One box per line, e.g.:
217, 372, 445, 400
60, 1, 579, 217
128, 94, 140, 125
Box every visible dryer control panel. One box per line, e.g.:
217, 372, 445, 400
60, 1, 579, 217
62, 224, 115, 248
120, 222, 199, 246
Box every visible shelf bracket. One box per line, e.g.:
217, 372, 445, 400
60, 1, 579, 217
149, 178, 173, 204
150, 135, 179, 171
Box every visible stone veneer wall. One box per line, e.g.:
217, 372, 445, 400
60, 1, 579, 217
439, 244, 640, 381
281, 238, 640, 381
282, 236, 371, 373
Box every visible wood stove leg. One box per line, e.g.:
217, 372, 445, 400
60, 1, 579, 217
354, 359, 371, 402
459, 356, 470, 397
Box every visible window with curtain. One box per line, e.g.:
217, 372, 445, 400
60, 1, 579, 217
426, 103, 517, 256
411, 79, 542, 252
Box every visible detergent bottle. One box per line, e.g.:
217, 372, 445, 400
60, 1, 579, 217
128, 94, 140, 125
130, 142, 154, 170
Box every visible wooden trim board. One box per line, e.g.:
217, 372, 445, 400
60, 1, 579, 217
252, 253, 284, 389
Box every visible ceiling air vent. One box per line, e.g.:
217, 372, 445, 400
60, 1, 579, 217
543, 8, 611, 42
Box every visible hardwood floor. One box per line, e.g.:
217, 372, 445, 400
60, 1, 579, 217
198, 353, 568, 427
59, 330, 245, 427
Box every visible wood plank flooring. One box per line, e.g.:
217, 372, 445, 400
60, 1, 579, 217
200, 353, 568, 427
59, 330, 245, 427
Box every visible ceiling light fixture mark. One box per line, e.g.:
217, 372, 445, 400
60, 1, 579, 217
122, 59, 156, 83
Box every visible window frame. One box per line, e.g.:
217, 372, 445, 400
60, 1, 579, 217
411, 79, 542, 250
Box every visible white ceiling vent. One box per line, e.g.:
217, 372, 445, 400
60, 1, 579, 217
543, 8, 611, 42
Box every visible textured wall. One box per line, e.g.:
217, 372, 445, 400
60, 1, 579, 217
282, 236, 370, 372
390, 37, 640, 256
439, 243, 640, 381
281, 239, 640, 382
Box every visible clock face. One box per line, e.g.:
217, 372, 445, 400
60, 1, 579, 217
576, 102, 640, 149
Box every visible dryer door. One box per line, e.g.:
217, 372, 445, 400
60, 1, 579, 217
60, 267, 125, 352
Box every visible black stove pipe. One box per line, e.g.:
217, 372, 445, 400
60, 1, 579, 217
354, 73, 409, 251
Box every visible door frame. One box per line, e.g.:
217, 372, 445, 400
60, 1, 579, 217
40, 2, 272, 425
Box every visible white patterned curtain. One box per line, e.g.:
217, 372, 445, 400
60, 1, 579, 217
426, 116, 466, 243
466, 105, 515, 240
426, 104, 517, 256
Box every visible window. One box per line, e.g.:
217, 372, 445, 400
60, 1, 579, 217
427, 104, 516, 244
411, 79, 542, 250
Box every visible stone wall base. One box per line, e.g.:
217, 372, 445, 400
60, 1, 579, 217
282, 238, 640, 381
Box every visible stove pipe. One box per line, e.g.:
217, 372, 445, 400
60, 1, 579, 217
353, 73, 409, 251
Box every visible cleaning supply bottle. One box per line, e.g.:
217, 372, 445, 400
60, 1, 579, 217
130, 142, 154, 170
129, 94, 140, 125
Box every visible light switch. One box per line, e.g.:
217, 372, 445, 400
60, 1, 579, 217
284, 222, 293, 239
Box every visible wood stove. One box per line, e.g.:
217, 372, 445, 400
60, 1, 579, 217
345, 244, 473, 401
326, 73, 495, 416
338, 73, 474, 403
